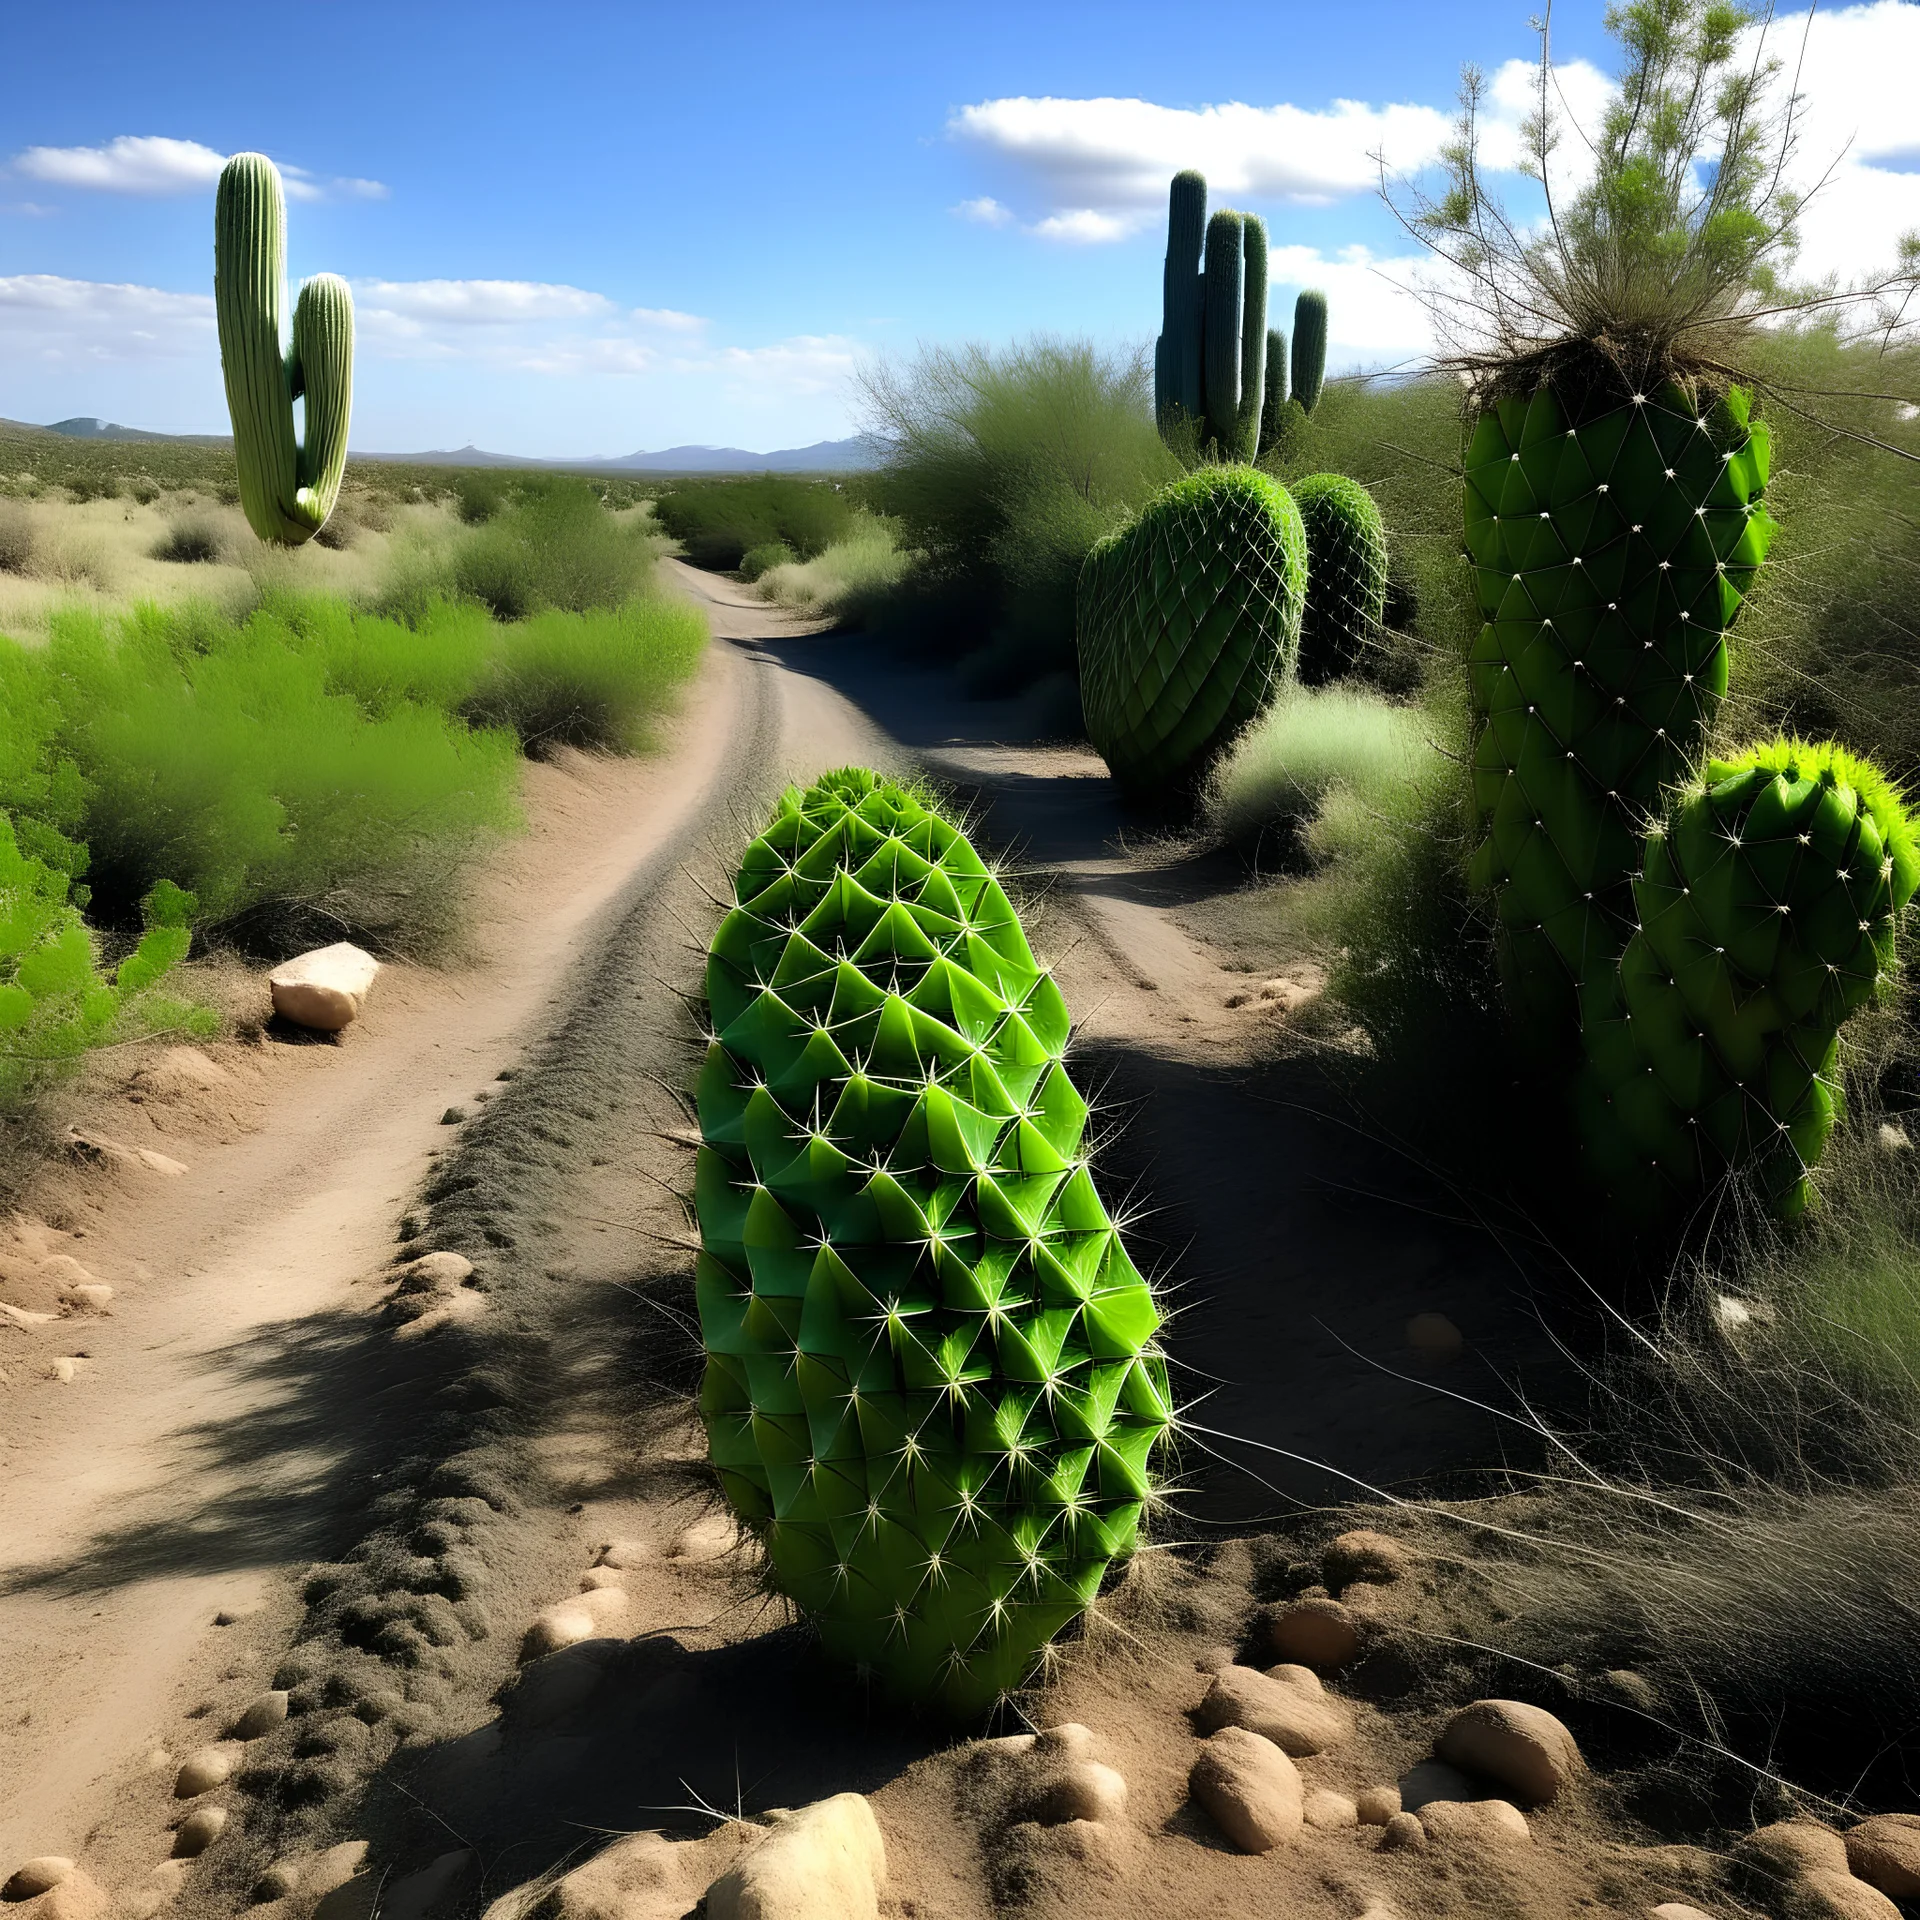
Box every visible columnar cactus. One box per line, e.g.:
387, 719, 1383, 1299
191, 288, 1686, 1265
1290, 291, 1328, 415
695, 770, 1172, 1718
1293, 474, 1389, 684
1077, 468, 1306, 798
1258, 327, 1290, 457
215, 153, 354, 546
1153, 172, 1268, 459
1576, 741, 1919, 1219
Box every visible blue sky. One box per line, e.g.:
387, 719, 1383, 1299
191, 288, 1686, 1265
4, 0, 1916, 455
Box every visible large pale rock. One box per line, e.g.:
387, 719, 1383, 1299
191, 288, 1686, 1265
1419, 1798, 1531, 1847
1649, 1907, 1716, 1920
1735, 1821, 1849, 1887
1377, 1812, 1427, 1852
1322, 1530, 1410, 1589
174, 1743, 239, 1797
1188, 1726, 1302, 1854
1356, 1786, 1401, 1826
543, 1833, 694, 1920
3, 1862, 74, 1902
1194, 1663, 1352, 1756
232, 1690, 290, 1739
522, 1585, 630, 1659
1435, 1700, 1583, 1806
1303, 1789, 1357, 1831
1788, 1870, 1903, 1920
1847, 1814, 1920, 1896
269, 944, 380, 1033
1268, 1598, 1361, 1670
1033, 1762, 1128, 1826
704, 1795, 885, 1920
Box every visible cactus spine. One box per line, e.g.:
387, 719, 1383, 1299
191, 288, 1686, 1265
1292, 474, 1389, 684
215, 153, 354, 546
1152, 172, 1268, 459
1290, 291, 1327, 416
1078, 468, 1306, 798
695, 770, 1172, 1717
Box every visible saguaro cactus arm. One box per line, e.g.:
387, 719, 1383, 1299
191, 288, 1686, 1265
1236, 216, 1269, 462
1291, 290, 1328, 415
1157, 170, 1208, 429
1203, 211, 1246, 455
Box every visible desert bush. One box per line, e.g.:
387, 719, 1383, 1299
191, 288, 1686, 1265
454, 469, 509, 524
650, 475, 857, 571
452, 478, 663, 618
151, 517, 225, 565
0, 502, 36, 576
755, 515, 910, 621
738, 540, 795, 582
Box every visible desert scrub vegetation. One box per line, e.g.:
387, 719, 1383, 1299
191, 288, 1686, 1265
649, 473, 858, 572
752, 513, 910, 620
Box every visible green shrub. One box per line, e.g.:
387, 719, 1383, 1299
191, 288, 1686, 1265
754, 515, 909, 621
451, 478, 664, 617
0, 503, 36, 576
454, 469, 509, 524
151, 518, 225, 565
650, 475, 857, 571
737, 540, 795, 582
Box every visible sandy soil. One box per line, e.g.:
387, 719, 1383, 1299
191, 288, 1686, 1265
0, 571, 1759, 1920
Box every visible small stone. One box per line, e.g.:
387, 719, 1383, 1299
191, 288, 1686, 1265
506, 1647, 609, 1728
1735, 1820, 1849, 1888
1034, 1762, 1128, 1826
521, 1585, 629, 1660
63, 1285, 113, 1312
1322, 1531, 1410, 1589
440, 1108, 466, 1126
380, 1850, 473, 1920
392, 1252, 474, 1295
171, 1807, 228, 1858
270, 944, 380, 1033
1034, 1722, 1096, 1758
1304, 1789, 1358, 1830
1435, 1700, 1583, 1806
3, 1861, 74, 1901
1406, 1311, 1464, 1357
1195, 1663, 1352, 1756
1649, 1907, 1717, 1920
253, 1860, 305, 1903
705, 1794, 885, 1920
1193, 1644, 1237, 1674
1397, 1761, 1475, 1812
175, 1744, 237, 1797
1847, 1813, 1920, 1896
1790, 1870, 1903, 1920
1377, 1812, 1427, 1852
596, 1539, 652, 1571
1419, 1798, 1531, 1847
544, 1832, 692, 1920
50, 1358, 77, 1383
303, 1843, 369, 1900
232, 1690, 290, 1739
1268, 1598, 1361, 1670
1597, 1668, 1659, 1711
1188, 1726, 1302, 1854
311, 1874, 381, 1920
1356, 1786, 1400, 1826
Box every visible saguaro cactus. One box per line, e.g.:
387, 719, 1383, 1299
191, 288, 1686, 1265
215, 152, 354, 546
1258, 326, 1290, 457
695, 769, 1172, 1717
1291, 291, 1328, 415
1155, 171, 1208, 433
1153, 172, 1268, 459
1292, 473, 1389, 684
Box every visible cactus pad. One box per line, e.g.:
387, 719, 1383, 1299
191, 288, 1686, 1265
1078, 468, 1306, 798
1293, 473, 1389, 684
695, 770, 1171, 1716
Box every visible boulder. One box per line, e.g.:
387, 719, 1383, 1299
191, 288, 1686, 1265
1194, 1663, 1352, 1756
1419, 1798, 1531, 1847
1847, 1814, 1920, 1896
1356, 1786, 1401, 1826
1649, 1908, 1716, 1920
1033, 1763, 1128, 1826
704, 1795, 885, 1920
543, 1833, 695, 1920
3, 1862, 74, 1903
1789, 1870, 1903, 1920
174, 1744, 239, 1797
1303, 1789, 1357, 1831
1377, 1812, 1427, 1852
1267, 1598, 1361, 1670
1322, 1531, 1410, 1589
172, 1806, 228, 1858
1188, 1727, 1302, 1854
1435, 1700, 1583, 1806
269, 944, 381, 1033
1735, 1821, 1849, 1889
231, 1690, 290, 1739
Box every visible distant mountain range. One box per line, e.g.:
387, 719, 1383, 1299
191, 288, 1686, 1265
6, 416, 877, 474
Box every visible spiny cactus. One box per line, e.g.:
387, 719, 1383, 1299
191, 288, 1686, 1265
1293, 474, 1388, 684
1153, 172, 1268, 459
1258, 327, 1289, 457
695, 770, 1172, 1718
215, 153, 354, 546
1290, 291, 1328, 415
1465, 380, 1777, 1034
1077, 468, 1306, 799
1576, 741, 1919, 1219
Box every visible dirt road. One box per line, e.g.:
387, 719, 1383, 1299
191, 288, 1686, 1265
0, 570, 1574, 1917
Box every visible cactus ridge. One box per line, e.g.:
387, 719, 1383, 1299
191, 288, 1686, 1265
695, 770, 1171, 1717
1077, 469, 1307, 797
1293, 473, 1389, 684
1464, 380, 1777, 1028
1577, 740, 1920, 1218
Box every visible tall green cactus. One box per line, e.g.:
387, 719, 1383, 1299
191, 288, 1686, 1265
1258, 326, 1289, 457
215, 152, 354, 547
1291, 291, 1328, 415
1153, 172, 1268, 460
1576, 741, 1919, 1219
1293, 474, 1388, 684
1078, 467, 1306, 798
695, 769, 1172, 1717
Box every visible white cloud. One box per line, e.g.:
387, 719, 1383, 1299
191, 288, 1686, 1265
1267, 244, 1438, 367
630, 306, 707, 331
953, 195, 1013, 226
0, 274, 213, 363
14, 135, 225, 195
353, 278, 610, 330
1029, 208, 1134, 243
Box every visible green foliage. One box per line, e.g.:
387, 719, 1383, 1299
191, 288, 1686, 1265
450, 479, 664, 618
738, 540, 796, 582
1077, 467, 1306, 799
694, 769, 1170, 1716
214, 154, 354, 546
754, 516, 910, 623
1153, 173, 1269, 459
454, 470, 509, 524
1290, 291, 1328, 415
651, 476, 858, 572
151, 518, 225, 565
1292, 473, 1389, 684
1577, 739, 1920, 1219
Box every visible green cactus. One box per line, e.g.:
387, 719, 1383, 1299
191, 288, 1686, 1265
1576, 741, 1919, 1219
1258, 327, 1289, 456
1290, 291, 1328, 415
1077, 468, 1306, 799
1293, 474, 1389, 685
1465, 380, 1777, 1035
215, 152, 354, 547
1236, 217, 1268, 462
695, 770, 1172, 1718
1202, 211, 1246, 457
1153, 173, 1267, 459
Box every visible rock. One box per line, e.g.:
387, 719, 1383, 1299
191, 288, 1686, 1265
63, 1285, 112, 1312
1034, 1763, 1128, 1826
1356, 1786, 1400, 1826
1789, 1870, 1903, 1920
1322, 1531, 1410, 1589
305, 1843, 370, 1899
1194, 1663, 1352, 1756
174, 1743, 238, 1797
269, 944, 380, 1033
24, 1875, 107, 1920
522, 1586, 630, 1659
1406, 1312, 1464, 1357
1304, 1790, 1358, 1831
171, 1807, 228, 1858
1847, 1814, 1920, 1896
49, 1358, 76, 1384
1419, 1799, 1531, 1847
439, 1108, 466, 1126
1268, 1598, 1361, 1670
1597, 1668, 1660, 1712
1735, 1821, 1849, 1887
1397, 1761, 1475, 1812
1377, 1812, 1427, 1852
596, 1539, 651, 1571
232, 1690, 290, 1739
393, 1252, 474, 1295
1034, 1723, 1095, 1758
1435, 1700, 1583, 1806
3, 1862, 74, 1902
705, 1794, 885, 1920
671, 1513, 738, 1562
544, 1832, 694, 1920
1188, 1726, 1302, 1854
381, 1850, 474, 1920
1650, 1908, 1717, 1920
